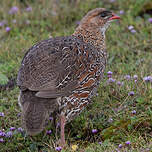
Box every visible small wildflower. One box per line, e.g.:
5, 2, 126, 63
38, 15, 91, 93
72, 145, 78, 151
128, 91, 135, 96
134, 79, 137, 83
118, 144, 122, 148
56, 122, 60, 128
148, 18, 152, 23
128, 25, 134, 30
133, 75, 138, 79
17, 113, 21, 117
98, 141, 102, 144
0, 131, 5, 137
55, 146, 62, 151
26, 7, 32, 12
0, 20, 7, 27
9, 6, 19, 14
115, 149, 120, 152
0, 138, 4, 143
17, 127, 24, 133
119, 10, 124, 15
5, 27, 11, 32
131, 110, 136, 114
10, 127, 16, 131
0, 112, 4, 117
143, 76, 152, 82
6, 131, 13, 138
143, 76, 149, 82
125, 141, 131, 145
92, 129, 98, 134
130, 29, 136, 33
108, 118, 113, 123
46, 130, 52, 135
49, 116, 53, 121
117, 81, 124, 86
107, 71, 113, 78
109, 0, 116, 2
0, 22, 4, 27
124, 75, 131, 80
107, 71, 113, 75
107, 78, 116, 83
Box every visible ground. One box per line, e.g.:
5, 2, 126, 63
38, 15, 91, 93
0, 0, 152, 152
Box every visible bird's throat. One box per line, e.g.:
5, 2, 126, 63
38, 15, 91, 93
73, 26, 106, 52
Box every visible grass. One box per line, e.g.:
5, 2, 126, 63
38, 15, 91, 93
0, 0, 152, 151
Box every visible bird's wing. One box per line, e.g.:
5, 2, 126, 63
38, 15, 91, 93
17, 36, 99, 98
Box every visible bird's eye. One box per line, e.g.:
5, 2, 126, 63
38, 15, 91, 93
100, 11, 111, 18
100, 12, 107, 17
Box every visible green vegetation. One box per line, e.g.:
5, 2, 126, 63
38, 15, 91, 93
0, 0, 152, 151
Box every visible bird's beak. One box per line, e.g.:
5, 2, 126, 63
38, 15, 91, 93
109, 13, 120, 20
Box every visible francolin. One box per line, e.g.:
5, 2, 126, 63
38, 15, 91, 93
17, 8, 120, 147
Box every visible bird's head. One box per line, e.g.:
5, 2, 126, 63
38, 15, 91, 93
79, 8, 120, 32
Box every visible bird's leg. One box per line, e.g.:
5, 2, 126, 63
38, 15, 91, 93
60, 114, 66, 147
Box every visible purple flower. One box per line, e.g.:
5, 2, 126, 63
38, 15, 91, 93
148, 18, 152, 23
5, 131, 13, 138
55, 146, 62, 151
26, 7, 32, 12
115, 149, 120, 152
17, 127, 24, 133
17, 113, 21, 117
131, 110, 136, 114
134, 79, 137, 83
10, 127, 16, 131
128, 25, 134, 30
125, 141, 131, 145
0, 131, 5, 137
0, 20, 7, 27
109, 0, 116, 2
143, 76, 152, 82
5, 27, 11, 32
98, 141, 102, 144
0, 22, 4, 27
119, 10, 124, 15
108, 118, 113, 123
92, 129, 98, 134
107, 78, 116, 83
133, 75, 138, 79
46, 130, 52, 135
118, 144, 122, 148
117, 81, 124, 86
107, 71, 113, 75
107, 71, 113, 78
131, 29, 136, 33
49, 116, 53, 121
124, 75, 131, 80
0, 138, 4, 143
56, 122, 60, 128
0, 112, 4, 117
128, 91, 135, 96
9, 6, 19, 14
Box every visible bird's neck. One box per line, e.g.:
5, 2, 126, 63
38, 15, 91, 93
73, 26, 106, 52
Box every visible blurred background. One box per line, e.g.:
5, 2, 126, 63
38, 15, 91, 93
0, 0, 152, 151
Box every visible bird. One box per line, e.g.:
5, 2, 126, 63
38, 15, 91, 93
17, 8, 120, 147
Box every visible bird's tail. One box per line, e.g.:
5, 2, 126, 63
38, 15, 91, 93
18, 90, 50, 136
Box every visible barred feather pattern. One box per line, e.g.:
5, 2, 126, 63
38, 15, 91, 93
17, 8, 112, 134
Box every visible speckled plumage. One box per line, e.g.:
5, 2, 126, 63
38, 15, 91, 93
17, 8, 120, 136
